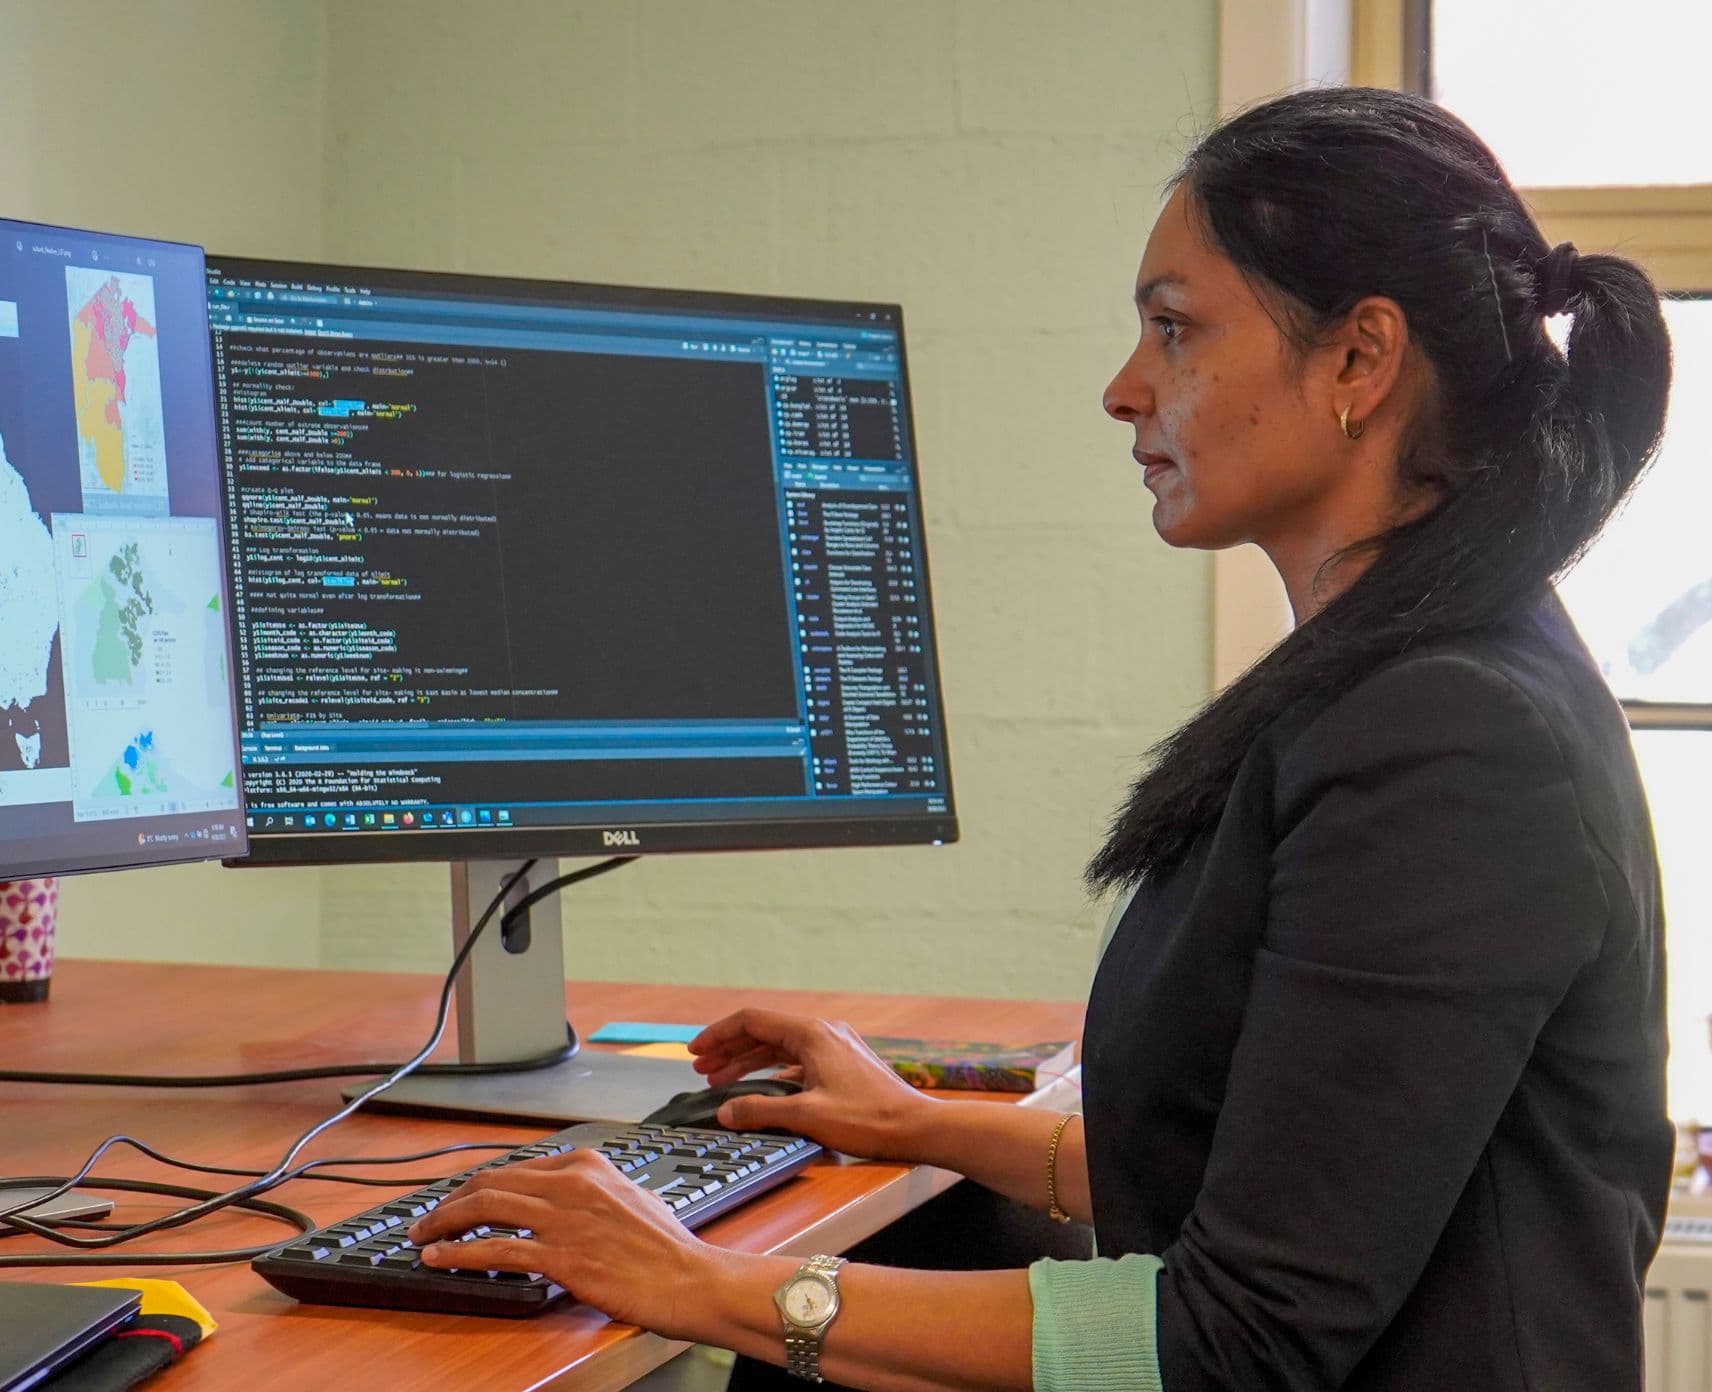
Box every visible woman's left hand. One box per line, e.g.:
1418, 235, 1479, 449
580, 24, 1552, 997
408, 1148, 718, 1337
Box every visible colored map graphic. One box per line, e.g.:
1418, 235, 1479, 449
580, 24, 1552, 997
0, 429, 56, 715
0, 425, 74, 808
0, 421, 74, 806
65, 267, 168, 513
78, 541, 155, 693
51, 513, 239, 823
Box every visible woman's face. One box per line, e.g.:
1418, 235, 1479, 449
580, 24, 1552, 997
1103, 185, 1355, 553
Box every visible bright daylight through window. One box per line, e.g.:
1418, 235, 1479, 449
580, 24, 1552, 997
1434, 0, 1712, 1121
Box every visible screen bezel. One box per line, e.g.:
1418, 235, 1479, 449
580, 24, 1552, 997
0, 215, 249, 882
204, 254, 958, 866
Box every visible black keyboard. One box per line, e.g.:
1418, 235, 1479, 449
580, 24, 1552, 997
252, 1120, 821, 1316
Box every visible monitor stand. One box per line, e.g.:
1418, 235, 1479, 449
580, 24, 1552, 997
344, 860, 705, 1126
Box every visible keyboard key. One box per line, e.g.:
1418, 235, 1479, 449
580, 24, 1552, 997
382, 1201, 429, 1218
253, 1120, 822, 1316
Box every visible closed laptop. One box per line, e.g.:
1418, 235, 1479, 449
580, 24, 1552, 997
0, 1282, 140, 1391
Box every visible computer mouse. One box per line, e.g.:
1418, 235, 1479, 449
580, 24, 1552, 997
640, 1076, 804, 1131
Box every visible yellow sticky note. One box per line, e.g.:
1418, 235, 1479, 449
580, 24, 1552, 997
623, 1041, 696, 1062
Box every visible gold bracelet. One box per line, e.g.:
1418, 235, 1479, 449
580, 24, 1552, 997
1046, 1112, 1077, 1224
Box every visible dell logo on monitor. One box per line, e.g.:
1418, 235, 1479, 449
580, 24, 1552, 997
602, 830, 641, 847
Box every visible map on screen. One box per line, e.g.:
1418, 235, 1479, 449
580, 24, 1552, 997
0, 219, 244, 877
65, 267, 169, 514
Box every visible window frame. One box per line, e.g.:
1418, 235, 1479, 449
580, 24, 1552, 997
1419, 2, 1712, 730
1212, 0, 1712, 734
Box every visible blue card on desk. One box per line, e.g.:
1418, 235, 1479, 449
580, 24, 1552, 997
589, 1021, 704, 1044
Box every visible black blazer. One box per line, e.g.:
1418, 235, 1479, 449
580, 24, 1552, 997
1083, 593, 1671, 1390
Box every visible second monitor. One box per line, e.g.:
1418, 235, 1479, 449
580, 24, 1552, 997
204, 256, 956, 1120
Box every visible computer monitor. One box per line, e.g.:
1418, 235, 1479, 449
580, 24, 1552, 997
0, 218, 245, 890
203, 255, 955, 1121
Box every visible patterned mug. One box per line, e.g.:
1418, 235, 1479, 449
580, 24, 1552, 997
0, 878, 58, 1003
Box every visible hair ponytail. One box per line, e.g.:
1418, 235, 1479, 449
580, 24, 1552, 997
1552, 252, 1671, 545
1087, 88, 1671, 893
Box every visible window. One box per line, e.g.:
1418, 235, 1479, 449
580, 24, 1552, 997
1555, 299, 1712, 1120
1634, 731, 1712, 1120
1555, 297, 1712, 708
1431, 0, 1712, 189
1421, 0, 1712, 1120
1554, 293, 1712, 1119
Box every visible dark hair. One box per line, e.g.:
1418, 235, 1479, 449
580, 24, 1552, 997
1087, 86, 1672, 892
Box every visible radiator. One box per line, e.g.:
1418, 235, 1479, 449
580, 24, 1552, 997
1647, 1217, 1712, 1392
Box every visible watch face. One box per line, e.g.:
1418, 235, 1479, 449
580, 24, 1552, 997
784, 1275, 836, 1325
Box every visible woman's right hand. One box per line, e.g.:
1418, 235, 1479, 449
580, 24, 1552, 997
687, 1008, 937, 1162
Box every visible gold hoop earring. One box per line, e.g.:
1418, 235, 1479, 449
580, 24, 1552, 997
1339, 405, 1366, 441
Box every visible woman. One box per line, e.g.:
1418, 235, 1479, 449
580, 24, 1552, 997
409, 86, 1673, 1390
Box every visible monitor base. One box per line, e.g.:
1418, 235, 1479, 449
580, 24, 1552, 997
345, 1048, 707, 1127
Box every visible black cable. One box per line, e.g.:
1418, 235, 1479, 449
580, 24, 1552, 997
0, 1140, 528, 1253
97, 1138, 527, 1189
0, 1178, 314, 1269
498, 854, 639, 941
0, 1029, 579, 1088
0, 857, 537, 1248
0, 854, 638, 1266
0, 855, 637, 1089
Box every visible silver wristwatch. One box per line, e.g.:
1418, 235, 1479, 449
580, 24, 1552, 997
773, 1253, 846, 1382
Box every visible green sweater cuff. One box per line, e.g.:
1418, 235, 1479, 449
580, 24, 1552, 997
1029, 1253, 1165, 1391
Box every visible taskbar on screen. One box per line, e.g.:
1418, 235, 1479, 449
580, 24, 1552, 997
229, 798, 958, 865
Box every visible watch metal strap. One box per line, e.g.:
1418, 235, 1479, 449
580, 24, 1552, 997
783, 1254, 846, 1383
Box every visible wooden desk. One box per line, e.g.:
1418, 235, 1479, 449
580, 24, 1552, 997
2, 961, 1082, 1391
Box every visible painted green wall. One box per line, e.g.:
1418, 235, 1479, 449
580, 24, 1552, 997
4, 0, 328, 967
23, 0, 1217, 1000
